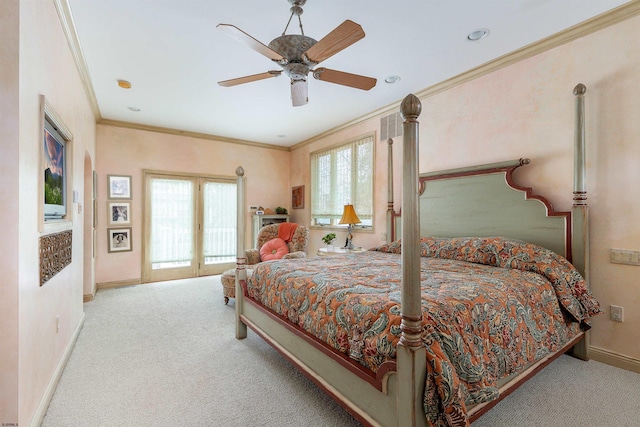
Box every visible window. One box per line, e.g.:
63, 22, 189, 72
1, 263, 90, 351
310, 134, 374, 228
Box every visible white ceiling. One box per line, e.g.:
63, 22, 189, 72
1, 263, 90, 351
67, 0, 630, 147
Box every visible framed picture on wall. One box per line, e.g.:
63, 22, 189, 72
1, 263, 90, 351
292, 185, 304, 209
107, 227, 132, 253
107, 201, 131, 226
107, 174, 132, 199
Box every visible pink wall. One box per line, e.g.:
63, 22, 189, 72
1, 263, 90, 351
95, 125, 291, 284
1, 0, 97, 425
0, 0, 20, 422
292, 16, 640, 362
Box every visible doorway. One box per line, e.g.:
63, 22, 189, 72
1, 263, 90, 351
142, 171, 236, 283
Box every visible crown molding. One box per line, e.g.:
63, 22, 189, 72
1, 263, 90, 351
55, 0, 101, 119
97, 119, 290, 152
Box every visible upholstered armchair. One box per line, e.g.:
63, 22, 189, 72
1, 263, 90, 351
245, 223, 309, 265
220, 222, 309, 304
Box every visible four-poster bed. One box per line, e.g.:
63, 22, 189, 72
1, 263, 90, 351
231, 84, 599, 426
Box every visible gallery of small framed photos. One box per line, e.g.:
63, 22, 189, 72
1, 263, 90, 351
106, 174, 132, 253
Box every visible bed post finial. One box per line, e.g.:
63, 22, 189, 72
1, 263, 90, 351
400, 93, 422, 121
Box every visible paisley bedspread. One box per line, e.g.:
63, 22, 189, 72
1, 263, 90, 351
245, 237, 601, 427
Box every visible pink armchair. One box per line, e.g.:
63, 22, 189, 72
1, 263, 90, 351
220, 223, 309, 304
245, 223, 309, 265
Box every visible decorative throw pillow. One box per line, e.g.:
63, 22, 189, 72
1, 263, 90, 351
260, 238, 289, 261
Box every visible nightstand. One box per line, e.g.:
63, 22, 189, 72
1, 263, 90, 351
317, 247, 365, 256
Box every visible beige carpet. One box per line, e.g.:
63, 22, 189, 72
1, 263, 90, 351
43, 276, 640, 426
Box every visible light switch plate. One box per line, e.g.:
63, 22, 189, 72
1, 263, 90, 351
610, 305, 624, 322
610, 249, 640, 266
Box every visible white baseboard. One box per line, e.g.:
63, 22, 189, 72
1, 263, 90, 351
590, 346, 640, 374
30, 312, 85, 427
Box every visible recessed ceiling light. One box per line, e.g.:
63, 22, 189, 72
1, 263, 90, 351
467, 28, 490, 41
277, 134, 287, 138
384, 75, 401, 84
117, 79, 132, 89
128, 106, 140, 112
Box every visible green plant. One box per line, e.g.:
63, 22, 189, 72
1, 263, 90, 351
322, 233, 336, 245
275, 206, 288, 215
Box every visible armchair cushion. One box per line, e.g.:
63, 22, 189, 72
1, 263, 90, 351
259, 237, 289, 261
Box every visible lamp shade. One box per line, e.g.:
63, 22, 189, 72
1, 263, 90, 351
339, 204, 361, 225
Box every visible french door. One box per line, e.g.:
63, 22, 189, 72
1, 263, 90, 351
142, 172, 236, 283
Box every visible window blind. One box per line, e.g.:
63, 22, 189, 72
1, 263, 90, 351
311, 135, 374, 222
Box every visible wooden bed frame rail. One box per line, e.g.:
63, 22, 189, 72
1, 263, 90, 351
233, 84, 589, 426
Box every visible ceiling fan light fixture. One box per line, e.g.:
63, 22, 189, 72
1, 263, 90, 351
291, 79, 308, 106
467, 28, 490, 41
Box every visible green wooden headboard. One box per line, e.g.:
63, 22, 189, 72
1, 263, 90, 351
417, 159, 571, 261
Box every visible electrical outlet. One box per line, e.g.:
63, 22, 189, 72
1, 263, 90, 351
610, 305, 624, 322
380, 232, 387, 241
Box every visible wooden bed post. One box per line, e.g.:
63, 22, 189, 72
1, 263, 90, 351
571, 83, 589, 360
235, 166, 247, 339
387, 138, 395, 244
397, 94, 427, 427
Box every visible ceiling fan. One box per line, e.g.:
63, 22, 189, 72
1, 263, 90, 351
217, 0, 377, 106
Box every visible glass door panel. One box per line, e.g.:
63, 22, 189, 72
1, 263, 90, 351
199, 180, 236, 275
144, 175, 197, 282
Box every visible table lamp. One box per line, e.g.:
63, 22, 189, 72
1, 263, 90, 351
339, 204, 361, 250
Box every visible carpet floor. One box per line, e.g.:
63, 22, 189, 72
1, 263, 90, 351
42, 276, 640, 426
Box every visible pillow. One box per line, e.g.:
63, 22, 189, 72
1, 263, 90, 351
260, 238, 289, 261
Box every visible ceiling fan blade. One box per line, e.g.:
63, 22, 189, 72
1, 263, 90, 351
302, 20, 365, 65
312, 68, 376, 90
217, 24, 285, 62
218, 70, 282, 87
291, 80, 308, 107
